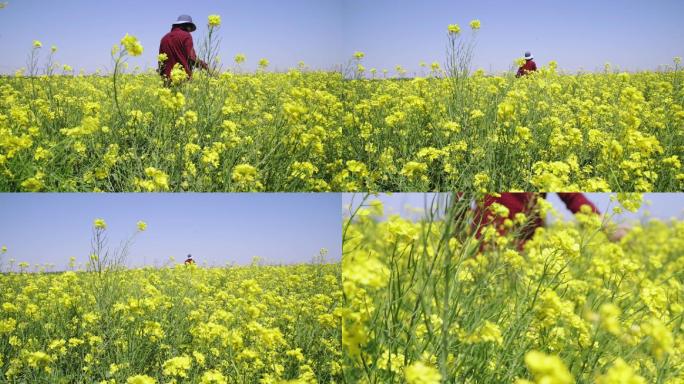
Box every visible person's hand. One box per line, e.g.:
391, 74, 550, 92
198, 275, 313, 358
607, 223, 629, 242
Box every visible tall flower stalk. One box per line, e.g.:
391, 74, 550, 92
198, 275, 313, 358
445, 20, 480, 120
200, 14, 222, 75
111, 33, 143, 122
88, 218, 146, 276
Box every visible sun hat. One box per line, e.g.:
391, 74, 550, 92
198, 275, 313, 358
172, 15, 197, 32
524, 52, 534, 60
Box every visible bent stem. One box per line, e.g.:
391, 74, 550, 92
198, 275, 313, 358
112, 51, 126, 124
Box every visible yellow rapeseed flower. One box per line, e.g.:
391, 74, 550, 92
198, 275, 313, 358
234, 53, 246, 64
404, 361, 442, 384
162, 355, 192, 378
232, 164, 257, 183
200, 370, 227, 384
447, 24, 461, 34
523, 351, 574, 384
126, 375, 156, 384
120, 33, 143, 56
596, 358, 646, 384
20, 171, 45, 192
26, 351, 53, 369
208, 14, 222, 27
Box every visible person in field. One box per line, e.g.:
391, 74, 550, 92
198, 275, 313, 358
184, 254, 195, 265
473, 193, 626, 249
516, 51, 537, 77
158, 14, 208, 83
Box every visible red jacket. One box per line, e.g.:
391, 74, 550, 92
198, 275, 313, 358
474, 193, 598, 247
516, 60, 537, 77
159, 26, 206, 79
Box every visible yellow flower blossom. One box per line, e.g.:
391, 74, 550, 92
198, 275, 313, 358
162, 355, 192, 378
523, 351, 573, 384
126, 375, 156, 384
208, 14, 221, 27
234, 53, 246, 64
93, 218, 107, 229
404, 361, 442, 384
120, 33, 143, 56
447, 24, 461, 34
596, 358, 646, 384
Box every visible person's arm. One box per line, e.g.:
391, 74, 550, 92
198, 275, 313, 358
557, 193, 599, 214
560, 193, 632, 242
183, 35, 208, 70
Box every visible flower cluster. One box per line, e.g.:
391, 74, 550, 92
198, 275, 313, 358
120, 33, 143, 56
208, 14, 221, 27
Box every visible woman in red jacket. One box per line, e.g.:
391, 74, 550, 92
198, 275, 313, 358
159, 15, 208, 83
516, 52, 537, 77
184, 254, 195, 265
473, 193, 610, 249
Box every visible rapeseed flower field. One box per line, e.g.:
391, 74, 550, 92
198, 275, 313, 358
342, 66, 683, 192
1, 29, 681, 192
0, 251, 341, 383
342, 195, 684, 383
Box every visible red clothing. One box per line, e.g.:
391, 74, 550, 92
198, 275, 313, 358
159, 26, 206, 79
184, 258, 195, 265
474, 193, 599, 247
516, 59, 537, 77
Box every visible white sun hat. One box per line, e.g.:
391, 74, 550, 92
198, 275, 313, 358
524, 52, 534, 60
172, 14, 197, 32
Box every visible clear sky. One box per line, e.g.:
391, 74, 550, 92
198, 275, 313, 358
0, 0, 344, 74
0, 193, 341, 270
3, 1, 682, 75
343, 193, 684, 223
342, 0, 684, 74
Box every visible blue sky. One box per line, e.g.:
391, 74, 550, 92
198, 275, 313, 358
343, 193, 684, 223
1, 0, 681, 74
0, 193, 341, 270
0, 0, 344, 74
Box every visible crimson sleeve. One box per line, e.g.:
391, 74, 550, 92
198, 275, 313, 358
557, 193, 599, 214
184, 35, 209, 69
183, 35, 197, 62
